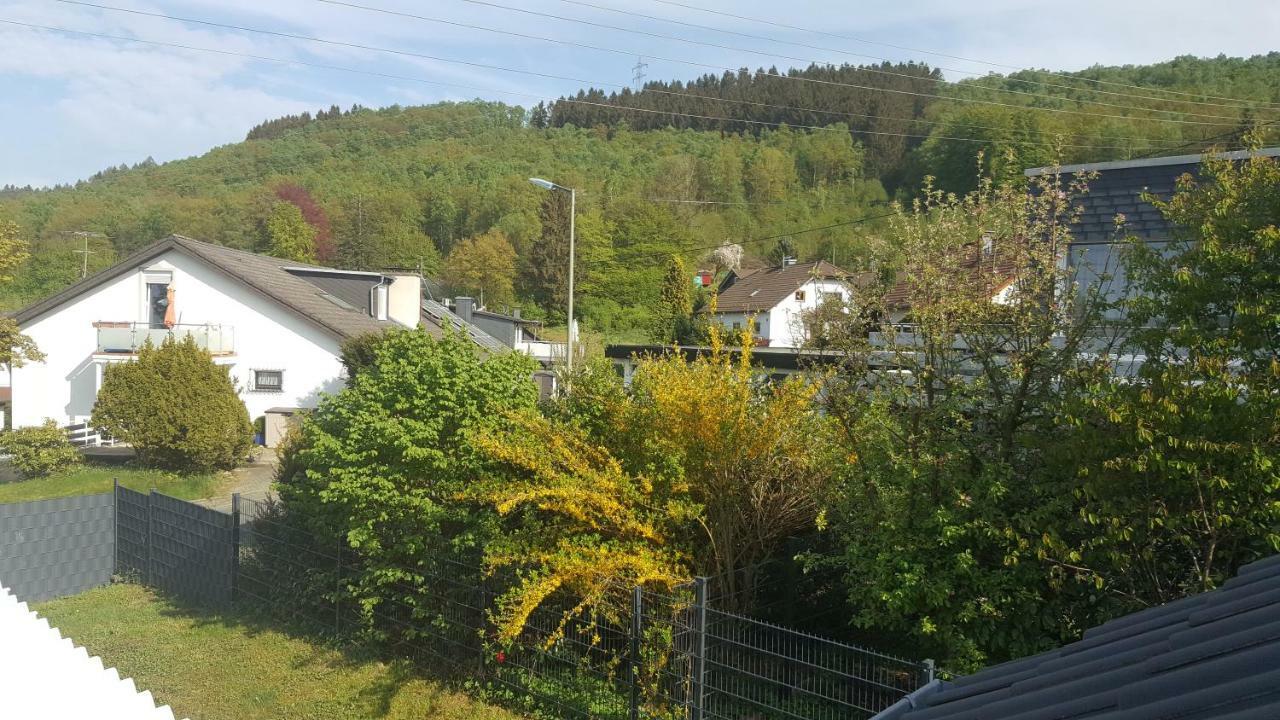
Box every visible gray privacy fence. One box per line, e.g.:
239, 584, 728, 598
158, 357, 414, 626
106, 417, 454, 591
0, 493, 115, 602
0, 486, 933, 720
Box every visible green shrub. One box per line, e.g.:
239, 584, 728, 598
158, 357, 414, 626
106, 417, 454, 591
0, 420, 81, 478
92, 336, 252, 471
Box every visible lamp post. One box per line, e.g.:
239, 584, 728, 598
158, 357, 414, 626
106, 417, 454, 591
528, 177, 576, 375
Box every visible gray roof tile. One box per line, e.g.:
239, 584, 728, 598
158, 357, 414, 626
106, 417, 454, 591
878, 554, 1280, 720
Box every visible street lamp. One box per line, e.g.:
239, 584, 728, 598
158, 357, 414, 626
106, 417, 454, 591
528, 177, 576, 375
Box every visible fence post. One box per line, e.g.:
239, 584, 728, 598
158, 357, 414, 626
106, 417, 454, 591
112, 479, 120, 576
230, 493, 240, 604
335, 537, 342, 637
691, 576, 708, 720
477, 573, 490, 678
629, 585, 643, 720
146, 489, 155, 586
921, 658, 937, 686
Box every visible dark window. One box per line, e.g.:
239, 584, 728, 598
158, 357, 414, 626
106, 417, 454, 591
795, 290, 806, 302
253, 370, 283, 392
147, 283, 169, 328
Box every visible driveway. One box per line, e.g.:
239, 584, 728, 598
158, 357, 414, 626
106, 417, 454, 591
198, 448, 278, 513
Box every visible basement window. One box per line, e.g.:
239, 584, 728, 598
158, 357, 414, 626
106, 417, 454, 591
252, 369, 283, 393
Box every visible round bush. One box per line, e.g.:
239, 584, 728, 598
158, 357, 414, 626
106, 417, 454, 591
92, 335, 252, 471
0, 420, 81, 478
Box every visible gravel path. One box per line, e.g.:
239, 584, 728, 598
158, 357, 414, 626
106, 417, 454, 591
197, 448, 278, 512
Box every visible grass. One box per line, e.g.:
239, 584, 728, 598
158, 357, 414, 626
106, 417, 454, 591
37, 584, 516, 720
0, 464, 231, 504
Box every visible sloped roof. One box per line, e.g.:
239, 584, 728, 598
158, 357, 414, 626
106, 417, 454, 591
883, 242, 1022, 311
877, 553, 1280, 720
421, 299, 507, 353
713, 260, 866, 313
12, 235, 393, 341
1024, 147, 1280, 244
1, 582, 184, 719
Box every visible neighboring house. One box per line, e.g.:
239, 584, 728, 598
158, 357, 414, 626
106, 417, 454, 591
882, 147, 1280, 326
444, 297, 566, 366
604, 343, 893, 385
710, 259, 869, 348
5, 234, 420, 440
1, 582, 184, 719
874, 553, 1280, 719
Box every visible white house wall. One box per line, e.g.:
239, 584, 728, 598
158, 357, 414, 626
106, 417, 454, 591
11, 248, 347, 429
765, 278, 854, 348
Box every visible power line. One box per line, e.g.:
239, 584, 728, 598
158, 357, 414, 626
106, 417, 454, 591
24, 12, 1193, 152
293, 0, 1243, 129
293, 0, 1188, 148
554, 0, 1280, 116
421, 0, 1256, 124
647, 0, 1280, 111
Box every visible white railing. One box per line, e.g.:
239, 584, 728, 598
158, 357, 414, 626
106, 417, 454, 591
95, 323, 235, 355
515, 340, 568, 364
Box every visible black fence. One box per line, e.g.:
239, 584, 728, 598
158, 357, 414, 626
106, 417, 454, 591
228, 496, 931, 720
1, 485, 930, 719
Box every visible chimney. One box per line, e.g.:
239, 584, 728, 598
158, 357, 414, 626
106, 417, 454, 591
511, 307, 521, 320
455, 296, 475, 324
781, 256, 797, 268
371, 282, 389, 321
383, 273, 421, 327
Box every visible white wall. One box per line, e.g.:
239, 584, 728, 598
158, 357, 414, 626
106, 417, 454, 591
766, 278, 853, 348
11, 249, 347, 429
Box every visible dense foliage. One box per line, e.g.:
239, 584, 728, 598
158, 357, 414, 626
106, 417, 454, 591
0, 420, 81, 478
92, 336, 252, 471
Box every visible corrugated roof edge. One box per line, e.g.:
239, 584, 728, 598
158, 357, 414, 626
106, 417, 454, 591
871, 679, 948, 720
1025, 147, 1280, 177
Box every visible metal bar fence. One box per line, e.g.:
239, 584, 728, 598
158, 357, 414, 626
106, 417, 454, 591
110, 489, 930, 720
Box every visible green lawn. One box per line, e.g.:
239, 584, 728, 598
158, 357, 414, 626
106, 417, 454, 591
0, 464, 230, 504
37, 584, 515, 720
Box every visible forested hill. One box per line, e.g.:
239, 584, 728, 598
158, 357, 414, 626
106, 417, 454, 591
547, 53, 1280, 191
2, 54, 1278, 339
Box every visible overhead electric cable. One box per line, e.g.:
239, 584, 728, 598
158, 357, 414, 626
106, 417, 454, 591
647, 0, 1280, 111
28, 10, 1198, 151
553, 0, 1279, 114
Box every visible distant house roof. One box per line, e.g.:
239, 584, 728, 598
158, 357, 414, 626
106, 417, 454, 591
420, 299, 507, 353
11, 235, 394, 341
713, 260, 867, 313
883, 241, 1022, 312
875, 553, 1280, 720
1024, 147, 1280, 244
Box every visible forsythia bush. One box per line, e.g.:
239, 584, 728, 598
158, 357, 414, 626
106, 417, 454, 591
92, 336, 252, 471
0, 420, 81, 478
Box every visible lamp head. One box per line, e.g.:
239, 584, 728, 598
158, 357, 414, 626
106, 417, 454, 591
528, 177, 557, 191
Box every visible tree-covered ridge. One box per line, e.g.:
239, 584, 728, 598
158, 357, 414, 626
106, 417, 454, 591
0, 100, 888, 337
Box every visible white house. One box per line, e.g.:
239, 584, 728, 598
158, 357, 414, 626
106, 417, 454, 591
5, 234, 421, 441
709, 260, 868, 348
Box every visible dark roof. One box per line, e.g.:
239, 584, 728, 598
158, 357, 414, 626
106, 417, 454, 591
1025, 147, 1280, 244
877, 553, 1280, 720
713, 260, 866, 313
420, 299, 507, 353
12, 235, 393, 341
883, 242, 1022, 311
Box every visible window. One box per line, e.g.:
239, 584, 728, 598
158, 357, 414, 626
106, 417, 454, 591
732, 321, 742, 330
795, 290, 806, 302
147, 282, 169, 328
252, 370, 283, 393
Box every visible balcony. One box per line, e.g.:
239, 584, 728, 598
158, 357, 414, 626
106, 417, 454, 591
94, 322, 235, 355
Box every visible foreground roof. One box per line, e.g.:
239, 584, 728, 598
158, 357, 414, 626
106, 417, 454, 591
877, 553, 1280, 720
1, 582, 184, 719
714, 260, 865, 313
1025, 147, 1280, 244
13, 235, 394, 340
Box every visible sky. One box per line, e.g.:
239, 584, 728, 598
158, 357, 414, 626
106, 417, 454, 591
1, 0, 1276, 187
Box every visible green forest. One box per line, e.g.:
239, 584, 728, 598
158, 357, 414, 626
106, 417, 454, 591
2, 52, 1278, 340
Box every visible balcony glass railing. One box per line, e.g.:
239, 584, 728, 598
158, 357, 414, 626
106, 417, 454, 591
95, 323, 235, 355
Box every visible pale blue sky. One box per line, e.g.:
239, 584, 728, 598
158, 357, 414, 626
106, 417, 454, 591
2, 0, 1276, 187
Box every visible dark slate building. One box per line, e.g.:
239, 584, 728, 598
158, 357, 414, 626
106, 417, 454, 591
1026, 147, 1280, 316
874, 553, 1280, 720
